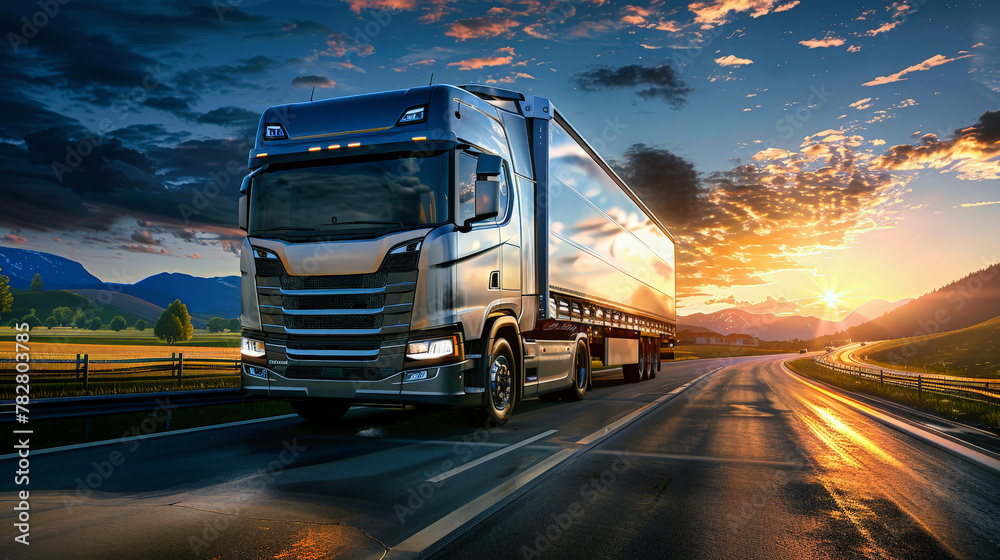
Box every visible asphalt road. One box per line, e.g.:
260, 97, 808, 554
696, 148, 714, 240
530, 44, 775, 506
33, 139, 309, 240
1, 353, 998, 560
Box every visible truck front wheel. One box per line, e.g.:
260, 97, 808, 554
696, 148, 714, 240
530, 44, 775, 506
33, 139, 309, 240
462, 338, 516, 427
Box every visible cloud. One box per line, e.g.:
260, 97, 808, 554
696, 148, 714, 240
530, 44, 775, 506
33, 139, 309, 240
292, 75, 336, 88
848, 44, 862, 53
613, 127, 914, 298
305, 32, 375, 61
187, 253, 202, 258
343, 0, 416, 12
130, 230, 160, 245
874, 110, 1000, 180
196, 106, 261, 128
445, 8, 520, 40
2, 235, 27, 243
862, 53, 972, 86
799, 36, 845, 48
118, 243, 171, 255
448, 56, 513, 70
849, 97, 874, 110
864, 20, 901, 36
715, 55, 753, 67
573, 63, 693, 108
688, 0, 800, 29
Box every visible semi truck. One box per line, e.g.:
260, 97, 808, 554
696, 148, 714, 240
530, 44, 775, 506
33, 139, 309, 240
239, 84, 677, 426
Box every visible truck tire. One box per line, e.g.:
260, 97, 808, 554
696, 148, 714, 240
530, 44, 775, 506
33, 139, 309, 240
462, 338, 516, 427
639, 339, 650, 381
649, 339, 658, 379
560, 338, 590, 401
623, 363, 641, 383
291, 400, 350, 425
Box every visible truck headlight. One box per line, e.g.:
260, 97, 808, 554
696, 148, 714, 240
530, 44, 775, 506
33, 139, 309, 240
406, 335, 460, 361
241, 337, 266, 358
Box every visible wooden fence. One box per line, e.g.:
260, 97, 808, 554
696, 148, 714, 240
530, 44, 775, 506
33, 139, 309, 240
813, 355, 1000, 405
0, 354, 240, 390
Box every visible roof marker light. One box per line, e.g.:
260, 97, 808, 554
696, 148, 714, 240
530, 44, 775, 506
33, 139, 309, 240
256, 153, 268, 158
308, 147, 321, 152
348, 142, 361, 147
328, 144, 340, 149
412, 136, 427, 141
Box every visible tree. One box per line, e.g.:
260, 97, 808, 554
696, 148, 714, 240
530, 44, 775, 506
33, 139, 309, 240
206, 317, 227, 333
154, 300, 194, 344
87, 317, 102, 331
72, 310, 88, 329
0, 268, 12, 323
44, 316, 57, 329
154, 313, 184, 344
134, 319, 149, 331
53, 306, 74, 326
21, 309, 41, 329
226, 318, 241, 333
30, 273, 43, 292
109, 315, 127, 331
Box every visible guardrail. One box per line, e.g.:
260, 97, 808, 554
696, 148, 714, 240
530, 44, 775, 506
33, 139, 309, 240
0, 353, 240, 390
813, 354, 1000, 405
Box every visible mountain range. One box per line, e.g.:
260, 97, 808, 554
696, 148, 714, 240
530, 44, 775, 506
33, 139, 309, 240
679, 298, 912, 342
0, 246, 239, 318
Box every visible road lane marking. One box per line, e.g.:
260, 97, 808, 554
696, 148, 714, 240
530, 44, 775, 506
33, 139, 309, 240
0, 414, 299, 461
426, 429, 559, 483
586, 449, 804, 467
781, 362, 1000, 475
575, 367, 723, 446
390, 367, 722, 557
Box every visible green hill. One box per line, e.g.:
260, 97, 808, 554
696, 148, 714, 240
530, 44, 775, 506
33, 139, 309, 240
8, 290, 144, 326
858, 315, 1000, 378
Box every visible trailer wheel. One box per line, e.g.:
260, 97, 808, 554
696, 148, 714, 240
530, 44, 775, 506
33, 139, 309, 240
291, 400, 350, 425
561, 338, 590, 401
639, 339, 650, 381
462, 338, 516, 427
649, 340, 658, 379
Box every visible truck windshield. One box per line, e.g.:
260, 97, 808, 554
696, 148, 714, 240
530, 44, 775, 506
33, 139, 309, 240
249, 150, 450, 239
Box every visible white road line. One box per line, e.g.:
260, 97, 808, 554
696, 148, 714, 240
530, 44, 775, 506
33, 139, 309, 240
0, 414, 299, 460
781, 362, 1000, 475
426, 429, 558, 483
391, 367, 722, 557
576, 367, 722, 446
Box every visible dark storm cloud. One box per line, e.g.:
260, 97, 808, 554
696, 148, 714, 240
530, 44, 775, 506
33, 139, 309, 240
291, 75, 336, 88
612, 144, 708, 230
109, 124, 192, 149
874, 110, 1000, 180
573, 63, 693, 108
173, 55, 282, 92
197, 106, 262, 128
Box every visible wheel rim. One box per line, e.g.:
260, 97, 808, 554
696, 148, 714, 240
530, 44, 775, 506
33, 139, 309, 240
490, 354, 512, 410
575, 345, 587, 389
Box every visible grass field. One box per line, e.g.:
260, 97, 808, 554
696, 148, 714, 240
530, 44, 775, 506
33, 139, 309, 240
0, 326, 240, 348
786, 357, 999, 431
857, 315, 1000, 379
672, 344, 790, 360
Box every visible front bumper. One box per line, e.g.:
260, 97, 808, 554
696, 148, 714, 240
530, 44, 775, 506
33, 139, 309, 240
241, 358, 482, 407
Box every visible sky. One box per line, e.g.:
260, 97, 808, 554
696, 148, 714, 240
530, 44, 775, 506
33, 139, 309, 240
1, 0, 998, 322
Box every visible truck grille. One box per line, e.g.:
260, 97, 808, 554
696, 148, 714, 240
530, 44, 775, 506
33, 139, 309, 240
251, 241, 420, 378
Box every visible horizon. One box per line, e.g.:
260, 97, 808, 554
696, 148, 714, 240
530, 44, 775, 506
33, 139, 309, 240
1, 0, 998, 322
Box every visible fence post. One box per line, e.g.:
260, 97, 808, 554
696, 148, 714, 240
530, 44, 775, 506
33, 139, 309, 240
171, 352, 176, 377
178, 353, 184, 382
917, 375, 922, 401
75, 353, 81, 380
880, 370, 884, 388
82, 354, 89, 392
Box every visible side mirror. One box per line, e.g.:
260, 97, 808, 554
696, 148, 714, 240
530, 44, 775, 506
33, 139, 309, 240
476, 153, 502, 178
460, 179, 500, 230
238, 194, 248, 232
